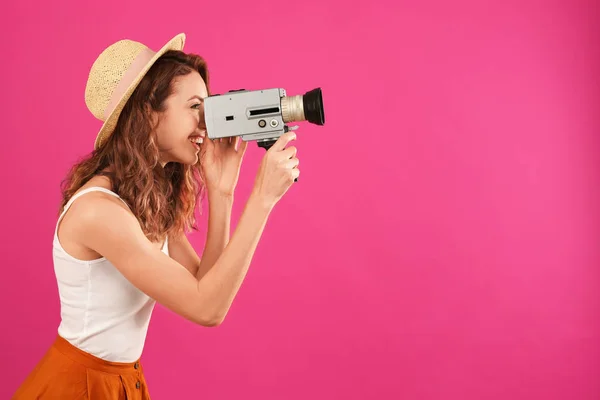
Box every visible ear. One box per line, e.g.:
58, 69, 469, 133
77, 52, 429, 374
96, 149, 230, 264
147, 107, 161, 132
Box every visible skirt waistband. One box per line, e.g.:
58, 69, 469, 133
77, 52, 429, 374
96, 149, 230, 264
52, 335, 142, 375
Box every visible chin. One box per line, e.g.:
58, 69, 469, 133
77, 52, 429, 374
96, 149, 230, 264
163, 149, 199, 166
178, 153, 199, 166
185, 148, 200, 165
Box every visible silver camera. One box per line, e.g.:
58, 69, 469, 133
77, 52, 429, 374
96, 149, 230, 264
204, 87, 325, 150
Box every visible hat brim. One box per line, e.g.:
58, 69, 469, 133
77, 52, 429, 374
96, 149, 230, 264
93, 33, 186, 150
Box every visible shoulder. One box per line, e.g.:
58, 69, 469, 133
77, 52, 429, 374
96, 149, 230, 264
68, 188, 130, 217
64, 190, 136, 238
63, 190, 158, 264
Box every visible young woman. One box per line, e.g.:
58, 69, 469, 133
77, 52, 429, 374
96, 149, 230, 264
13, 33, 300, 399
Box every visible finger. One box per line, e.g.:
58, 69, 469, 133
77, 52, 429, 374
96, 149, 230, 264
199, 139, 211, 159
202, 137, 213, 151
291, 168, 300, 180
281, 145, 297, 160
283, 157, 299, 169
238, 138, 248, 157
270, 131, 296, 152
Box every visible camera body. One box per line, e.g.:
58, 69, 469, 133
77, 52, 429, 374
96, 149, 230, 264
204, 88, 287, 143
203, 87, 324, 147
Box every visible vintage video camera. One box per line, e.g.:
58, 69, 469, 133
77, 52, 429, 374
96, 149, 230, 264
203, 87, 325, 151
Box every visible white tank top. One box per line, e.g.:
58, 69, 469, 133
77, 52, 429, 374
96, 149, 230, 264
53, 186, 168, 362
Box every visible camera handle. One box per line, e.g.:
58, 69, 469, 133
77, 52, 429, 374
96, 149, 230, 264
257, 139, 298, 182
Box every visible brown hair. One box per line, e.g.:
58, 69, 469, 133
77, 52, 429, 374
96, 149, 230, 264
58, 50, 210, 243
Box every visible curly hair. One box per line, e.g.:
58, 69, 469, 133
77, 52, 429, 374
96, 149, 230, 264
58, 50, 210, 243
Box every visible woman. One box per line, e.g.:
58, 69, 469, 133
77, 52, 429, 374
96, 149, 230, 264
13, 33, 299, 399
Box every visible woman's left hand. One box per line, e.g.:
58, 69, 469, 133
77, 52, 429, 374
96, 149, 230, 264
199, 136, 248, 196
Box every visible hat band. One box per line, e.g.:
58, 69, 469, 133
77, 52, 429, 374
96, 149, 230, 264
104, 47, 156, 120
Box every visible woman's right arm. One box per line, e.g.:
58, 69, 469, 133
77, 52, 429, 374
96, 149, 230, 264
77, 131, 299, 327
76, 192, 272, 327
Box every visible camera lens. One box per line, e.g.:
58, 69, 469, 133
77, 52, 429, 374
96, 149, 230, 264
281, 88, 325, 125
302, 88, 325, 125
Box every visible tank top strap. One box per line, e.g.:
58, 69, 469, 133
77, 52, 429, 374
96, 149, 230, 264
55, 187, 130, 237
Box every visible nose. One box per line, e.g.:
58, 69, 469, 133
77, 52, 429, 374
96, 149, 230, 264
197, 107, 206, 130
198, 116, 206, 131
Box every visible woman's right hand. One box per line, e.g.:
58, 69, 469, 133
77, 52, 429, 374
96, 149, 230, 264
251, 131, 300, 208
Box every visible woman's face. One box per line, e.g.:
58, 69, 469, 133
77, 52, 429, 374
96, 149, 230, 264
155, 71, 208, 166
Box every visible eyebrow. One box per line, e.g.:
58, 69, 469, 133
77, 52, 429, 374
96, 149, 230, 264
188, 95, 205, 101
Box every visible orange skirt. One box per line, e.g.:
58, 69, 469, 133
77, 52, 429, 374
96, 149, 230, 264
13, 335, 151, 399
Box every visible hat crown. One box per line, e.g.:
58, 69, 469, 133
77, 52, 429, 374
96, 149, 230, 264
85, 39, 149, 121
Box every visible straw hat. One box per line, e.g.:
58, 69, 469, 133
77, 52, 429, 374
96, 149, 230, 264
85, 33, 186, 150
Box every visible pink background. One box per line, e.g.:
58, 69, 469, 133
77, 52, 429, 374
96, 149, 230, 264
1, 0, 599, 399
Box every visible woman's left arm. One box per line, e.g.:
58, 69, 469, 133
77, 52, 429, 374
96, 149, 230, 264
169, 135, 247, 278
168, 191, 233, 279
195, 191, 233, 280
